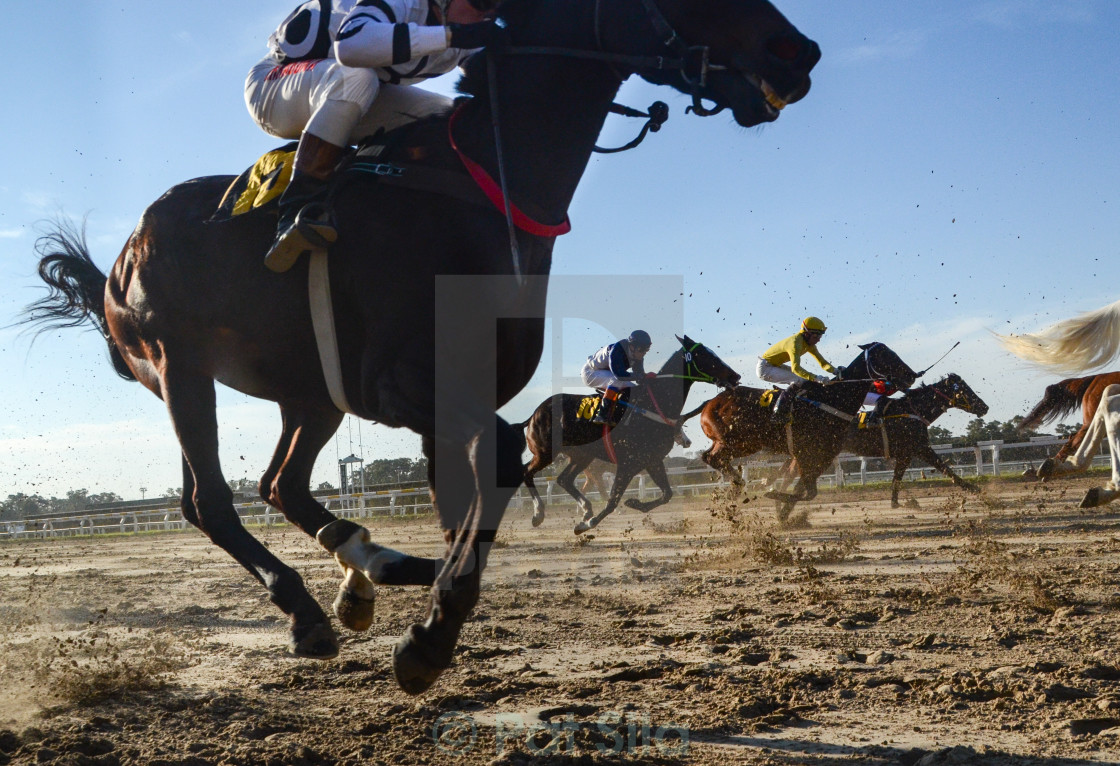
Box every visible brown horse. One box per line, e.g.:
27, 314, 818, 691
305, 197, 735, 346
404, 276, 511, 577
842, 373, 989, 507
1017, 371, 1120, 480
20, 0, 818, 694
687, 343, 918, 522
519, 336, 740, 534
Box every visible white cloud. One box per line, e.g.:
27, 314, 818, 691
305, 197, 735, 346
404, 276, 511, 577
0, 228, 24, 240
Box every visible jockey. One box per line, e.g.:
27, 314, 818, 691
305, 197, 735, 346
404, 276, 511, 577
757, 316, 839, 423
581, 331, 652, 425
244, 0, 504, 272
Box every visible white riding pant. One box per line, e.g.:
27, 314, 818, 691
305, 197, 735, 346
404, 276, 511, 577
756, 358, 828, 386
581, 364, 637, 392
245, 57, 452, 147
1066, 383, 1120, 487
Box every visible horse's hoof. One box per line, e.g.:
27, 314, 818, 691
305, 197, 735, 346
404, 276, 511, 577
1080, 488, 1102, 509
290, 621, 339, 660
574, 521, 591, 535
317, 518, 368, 552
531, 510, 545, 528
333, 586, 375, 632
392, 624, 449, 695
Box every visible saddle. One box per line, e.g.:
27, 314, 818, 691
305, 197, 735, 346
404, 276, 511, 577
209, 122, 491, 224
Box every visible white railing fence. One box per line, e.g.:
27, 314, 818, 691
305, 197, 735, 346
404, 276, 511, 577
1, 436, 1108, 541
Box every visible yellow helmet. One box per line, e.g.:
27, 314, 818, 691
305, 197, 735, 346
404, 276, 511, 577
801, 316, 827, 333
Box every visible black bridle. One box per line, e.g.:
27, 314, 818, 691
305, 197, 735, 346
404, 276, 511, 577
480, 0, 779, 278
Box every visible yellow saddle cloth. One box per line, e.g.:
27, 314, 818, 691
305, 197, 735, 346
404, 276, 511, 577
213, 142, 298, 220
758, 388, 779, 408
576, 395, 600, 421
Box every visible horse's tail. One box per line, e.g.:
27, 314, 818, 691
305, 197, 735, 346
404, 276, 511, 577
1018, 376, 1094, 432
996, 298, 1120, 373
679, 400, 710, 424
20, 219, 135, 381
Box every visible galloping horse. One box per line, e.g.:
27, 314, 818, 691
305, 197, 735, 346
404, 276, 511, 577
842, 373, 989, 508
520, 336, 740, 534
687, 343, 918, 522
998, 299, 1120, 508
1016, 371, 1120, 480
21, 0, 818, 693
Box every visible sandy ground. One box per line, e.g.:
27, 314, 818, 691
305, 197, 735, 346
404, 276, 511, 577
3, 475, 1120, 765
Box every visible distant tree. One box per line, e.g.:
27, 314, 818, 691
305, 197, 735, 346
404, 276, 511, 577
0, 493, 49, 520
928, 425, 955, 445
316, 481, 335, 492
163, 488, 182, 499
362, 457, 428, 487
1055, 423, 1080, 438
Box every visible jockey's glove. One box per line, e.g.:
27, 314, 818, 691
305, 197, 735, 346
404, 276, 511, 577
448, 20, 509, 50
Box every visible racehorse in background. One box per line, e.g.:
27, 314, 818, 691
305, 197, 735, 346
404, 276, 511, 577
686, 342, 918, 523
20, 0, 819, 694
842, 373, 989, 508
1016, 372, 1120, 481
519, 336, 740, 534
998, 299, 1120, 508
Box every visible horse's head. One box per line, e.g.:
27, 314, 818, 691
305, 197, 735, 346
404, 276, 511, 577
488, 0, 818, 129
842, 342, 918, 392
636, 0, 819, 127
937, 373, 989, 417
674, 334, 741, 389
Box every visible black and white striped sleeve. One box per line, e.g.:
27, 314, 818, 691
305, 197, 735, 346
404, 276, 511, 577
335, 0, 450, 68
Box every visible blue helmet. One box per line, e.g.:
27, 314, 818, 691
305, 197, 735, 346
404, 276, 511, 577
627, 330, 652, 350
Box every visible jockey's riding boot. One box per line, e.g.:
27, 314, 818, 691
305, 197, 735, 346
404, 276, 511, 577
771, 388, 792, 426
264, 132, 346, 273
592, 389, 618, 425
866, 396, 890, 426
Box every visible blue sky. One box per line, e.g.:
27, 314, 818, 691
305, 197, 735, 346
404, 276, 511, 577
2, 1, 1118, 499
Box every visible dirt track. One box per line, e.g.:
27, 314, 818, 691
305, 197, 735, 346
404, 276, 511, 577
3, 476, 1120, 765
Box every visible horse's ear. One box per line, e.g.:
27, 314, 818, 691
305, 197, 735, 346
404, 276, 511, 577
857, 342, 871, 350
676, 334, 685, 346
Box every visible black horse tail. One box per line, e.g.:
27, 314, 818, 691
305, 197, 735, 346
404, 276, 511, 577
1018, 376, 1093, 432
679, 400, 710, 424
21, 219, 136, 381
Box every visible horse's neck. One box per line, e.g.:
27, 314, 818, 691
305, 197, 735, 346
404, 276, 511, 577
453, 6, 624, 221
644, 354, 689, 415
901, 386, 945, 421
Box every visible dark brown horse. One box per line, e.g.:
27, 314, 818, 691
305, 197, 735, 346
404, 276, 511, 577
687, 343, 918, 522
1017, 371, 1120, 481
21, 0, 818, 694
520, 336, 740, 533
842, 373, 989, 507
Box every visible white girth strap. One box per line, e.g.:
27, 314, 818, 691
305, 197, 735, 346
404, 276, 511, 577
308, 252, 354, 414
880, 425, 891, 461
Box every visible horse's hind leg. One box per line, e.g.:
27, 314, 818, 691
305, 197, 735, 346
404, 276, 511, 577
164, 372, 337, 658
555, 454, 595, 519
522, 448, 553, 527
392, 418, 523, 694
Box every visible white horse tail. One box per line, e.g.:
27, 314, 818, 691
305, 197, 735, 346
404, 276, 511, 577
996, 298, 1120, 373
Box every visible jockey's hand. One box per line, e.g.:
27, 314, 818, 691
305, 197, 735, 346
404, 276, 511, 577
834, 365, 846, 378
815, 374, 831, 384
448, 20, 509, 50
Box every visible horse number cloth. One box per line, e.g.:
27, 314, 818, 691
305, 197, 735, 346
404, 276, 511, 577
214, 143, 299, 220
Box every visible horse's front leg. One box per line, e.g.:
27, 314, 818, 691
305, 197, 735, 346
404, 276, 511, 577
392, 418, 523, 694
625, 459, 673, 513
918, 445, 980, 496
313, 422, 444, 631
